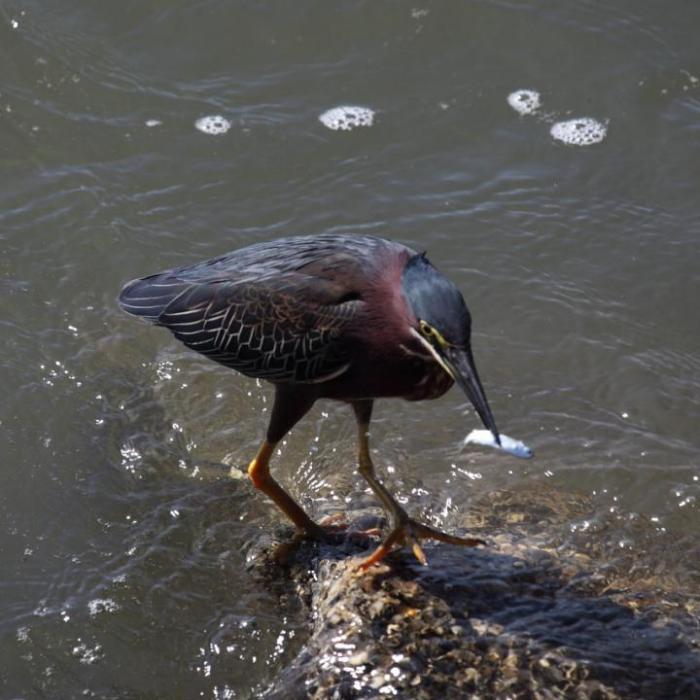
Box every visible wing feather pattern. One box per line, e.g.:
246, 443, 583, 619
120, 272, 361, 384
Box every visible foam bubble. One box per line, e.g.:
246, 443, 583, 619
88, 598, 120, 616
194, 115, 231, 135
72, 641, 104, 665
319, 105, 375, 131
507, 89, 541, 115
550, 117, 607, 146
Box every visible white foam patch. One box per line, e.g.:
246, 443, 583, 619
72, 641, 103, 665
194, 115, 231, 135
550, 117, 607, 146
507, 89, 541, 115
464, 430, 533, 459
88, 598, 120, 616
319, 105, 375, 131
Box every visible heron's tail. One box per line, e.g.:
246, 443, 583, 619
117, 274, 188, 324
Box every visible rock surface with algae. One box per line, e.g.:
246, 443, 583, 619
243, 484, 700, 699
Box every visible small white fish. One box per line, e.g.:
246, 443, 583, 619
464, 430, 534, 459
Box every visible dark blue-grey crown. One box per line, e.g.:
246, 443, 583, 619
401, 253, 472, 347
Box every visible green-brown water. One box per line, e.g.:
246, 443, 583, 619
1, 2, 699, 697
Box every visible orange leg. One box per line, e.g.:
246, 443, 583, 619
247, 440, 323, 537
353, 401, 485, 570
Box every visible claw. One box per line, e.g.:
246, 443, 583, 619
358, 529, 402, 570
358, 544, 391, 571
358, 515, 484, 570
409, 537, 428, 566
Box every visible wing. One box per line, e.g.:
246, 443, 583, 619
120, 272, 361, 384
118, 233, 415, 383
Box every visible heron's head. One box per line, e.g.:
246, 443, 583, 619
402, 252, 500, 445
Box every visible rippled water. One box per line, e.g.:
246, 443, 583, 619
1, 1, 699, 697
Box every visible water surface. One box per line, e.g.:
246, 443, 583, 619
1, 1, 699, 697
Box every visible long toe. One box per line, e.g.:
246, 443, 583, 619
358, 517, 485, 570
408, 519, 486, 548
358, 528, 405, 570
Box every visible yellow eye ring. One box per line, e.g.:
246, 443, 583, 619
419, 320, 453, 348
419, 320, 434, 337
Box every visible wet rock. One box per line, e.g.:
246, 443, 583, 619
248, 485, 700, 699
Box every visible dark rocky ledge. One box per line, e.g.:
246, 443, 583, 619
244, 484, 700, 699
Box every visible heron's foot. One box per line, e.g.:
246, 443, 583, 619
359, 512, 485, 570
294, 514, 382, 547
274, 515, 384, 565
281, 515, 383, 552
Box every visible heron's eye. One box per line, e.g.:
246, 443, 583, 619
419, 320, 435, 338
419, 320, 452, 349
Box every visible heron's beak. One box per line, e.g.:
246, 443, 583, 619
443, 346, 501, 446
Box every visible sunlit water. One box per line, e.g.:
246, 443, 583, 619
1, 1, 699, 697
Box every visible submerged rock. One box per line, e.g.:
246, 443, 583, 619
247, 486, 700, 699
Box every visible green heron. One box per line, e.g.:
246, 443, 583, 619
119, 234, 501, 568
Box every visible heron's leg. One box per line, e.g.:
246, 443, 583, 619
245, 386, 323, 537
352, 400, 485, 569
247, 440, 323, 536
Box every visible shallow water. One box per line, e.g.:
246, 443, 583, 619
1, 1, 699, 697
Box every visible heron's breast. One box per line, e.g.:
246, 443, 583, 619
402, 360, 454, 401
